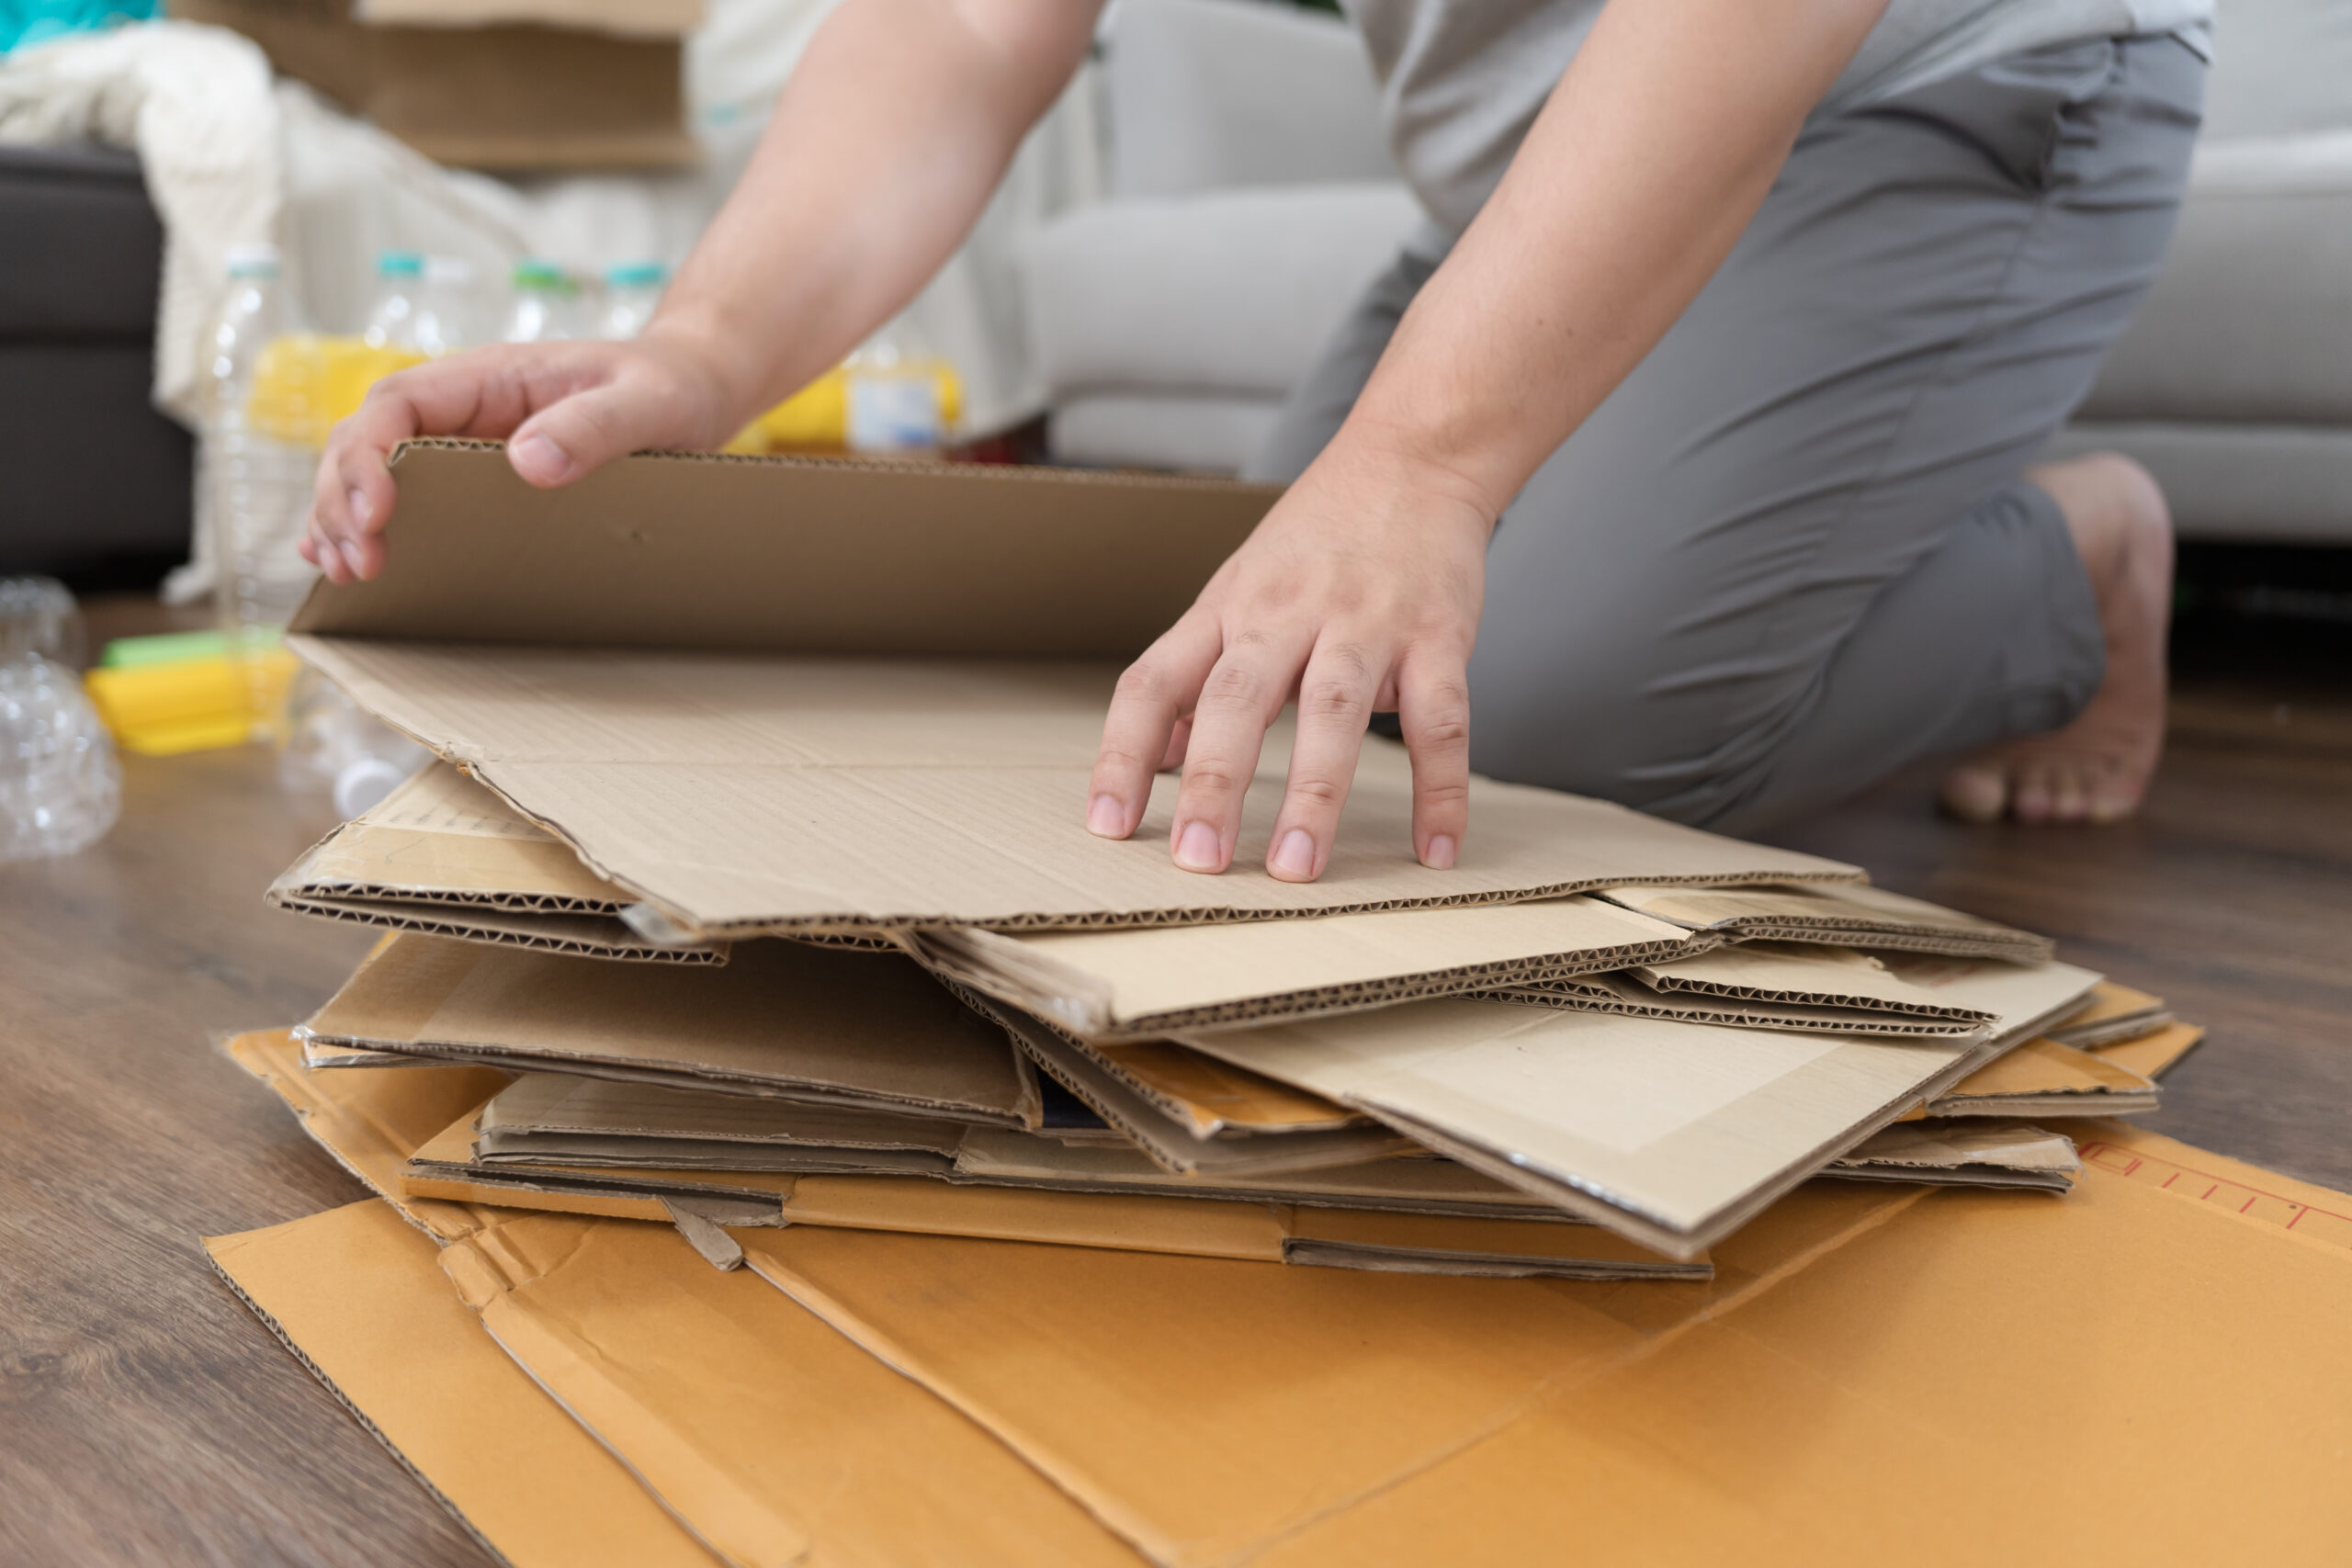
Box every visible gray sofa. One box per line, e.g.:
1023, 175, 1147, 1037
0, 142, 195, 581
1029, 0, 2352, 545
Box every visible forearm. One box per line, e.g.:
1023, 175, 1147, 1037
1336, 0, 1889, 517
647, 0, 1097, 426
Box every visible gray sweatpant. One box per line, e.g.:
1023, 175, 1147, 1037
1245, 34, 2205, 836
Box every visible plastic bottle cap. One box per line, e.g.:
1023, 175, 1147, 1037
606, 262, 669, 288
513, 259, 571, 291
424, 255, 476, 285
378, 250, 425, 278
225, 242, 282, 278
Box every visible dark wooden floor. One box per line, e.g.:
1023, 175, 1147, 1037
0, 595, 2346, 1566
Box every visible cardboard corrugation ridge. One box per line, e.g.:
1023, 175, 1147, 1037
698, 874, 1861, 941
1712, 921, 2052, 962
286, 879, 624, 916
266, 893, 726, 964
1635, 971, 1989, 1021
918, 927, 1714, 1039
1479, 982, 1985, 1038
391, 436, 1263, 492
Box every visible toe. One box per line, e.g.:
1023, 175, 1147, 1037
2011, 765, 2056, 823
2050, 769, 2090, 823
1939, 764, 2009, 824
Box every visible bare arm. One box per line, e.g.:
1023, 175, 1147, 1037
306, 0, 1098, 581
1086, 0, 1892, 879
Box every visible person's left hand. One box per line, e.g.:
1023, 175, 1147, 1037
1083, 441, 1497, 882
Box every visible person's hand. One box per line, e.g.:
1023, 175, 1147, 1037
300, 332, 742, 583
1085, 441, 1496, 882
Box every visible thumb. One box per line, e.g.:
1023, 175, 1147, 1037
507, 382, 663, 488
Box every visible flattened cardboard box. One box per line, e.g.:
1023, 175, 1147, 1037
288, 443, 1862, 939
231, 1029, 1705, 1279
302, 931, 1041, 1126
1170, 958, 2099, 1256
734, 1122, 2352, 1568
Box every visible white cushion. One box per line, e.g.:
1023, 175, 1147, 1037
1102, 0, 1393, 197
2199, 0, 2352, 141
1049, 391, 1284, 474
2077, 139, 2352, 425
1024, 182, 1419, 401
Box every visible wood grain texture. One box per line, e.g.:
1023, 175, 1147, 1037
4, 597, 2345, 1565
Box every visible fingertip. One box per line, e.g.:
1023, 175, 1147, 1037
1172, 819, 1225, 874
1268, 828, 1319, 883
1086, 794, 1130, 840
511, 431, 576, 487
1420, 833, 1457, 870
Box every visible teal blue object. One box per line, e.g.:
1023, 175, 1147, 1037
1, 1, 160, 52
606, 262, 668, 288
378, 250, 425, 278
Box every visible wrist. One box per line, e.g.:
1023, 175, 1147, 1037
1313, 419, 1506, 545
639, 308, 772, 438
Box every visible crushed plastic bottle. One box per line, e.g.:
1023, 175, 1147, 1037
843, 339, 944, 453
413, 255, 475, 357
0, 575, 85, 669
0, 648, 120, 863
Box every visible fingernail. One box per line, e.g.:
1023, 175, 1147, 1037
346, 487, 373, 527
1422, 834, 1457, 870
339, 538, 368, 578
1173, 820, 1223, 873
512, 433, 571, 482
1086, 794, 1125, 838
1271, 829, 1317, 880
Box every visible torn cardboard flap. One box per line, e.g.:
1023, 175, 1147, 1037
2086, 1020, 2205, 1082
303, 931, 1041, 1127
1600, 881, 2053, 962
1826, 1119, 2081, 1192
1914, 1033, 2162, 1118
2047, 979, 2176, 1048
1633, 942, 1994, 1020
478, 1073, 974, 1156
910, 894, 1708, 1037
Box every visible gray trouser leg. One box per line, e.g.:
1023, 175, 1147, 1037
1245, 34, 2204, 835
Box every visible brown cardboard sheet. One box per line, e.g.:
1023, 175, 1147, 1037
1497, 973, 1987, 1038
1598, 880, 2054, 962
356, 0, 702, 34
1494, 941, 2006, 1038
284, 446, 1860, 936
980, 999, 1423, 1177
909, 895, 1707, 1037
302, 931, 1041, 1126
232, 1028, 1699, 1277
1078, 1039, 1357, 1137
204, 1201, 723, 1568
2045, 979, 2175, 1048
737, 1123, 2352, 1568
1912, 1034, 2163, 1118
1170, 958, 2098, 1256
293, 637, 1868, 939
476, 1072, 972, 1159
1823, 1119, 2080, 1192
2086, 1020, 2206, 1081
267, 764, 726, 962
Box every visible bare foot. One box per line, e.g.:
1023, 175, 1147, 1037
1939, 452, 2171, 825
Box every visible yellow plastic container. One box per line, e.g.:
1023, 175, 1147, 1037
726, 360, 963, 454
248, 334, 428, 448
85, 650, 300, 756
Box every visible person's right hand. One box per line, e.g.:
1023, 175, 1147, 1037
301, 333, 742, 583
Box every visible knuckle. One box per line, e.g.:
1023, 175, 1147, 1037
1202, 662, 1263, 712
1285, 774, 1347, 809
1113, 660, 1166, 706
1301, 677, 1368, 725
1318, 640, 1374, 680
1182, 761, 1248, 798
1415, 778, 1472, 809
1410, 712, 1471, 751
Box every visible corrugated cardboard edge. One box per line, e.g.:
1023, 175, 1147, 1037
201, 1237, 521, 1568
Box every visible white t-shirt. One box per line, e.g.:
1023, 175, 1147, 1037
1341, 0, 2216, 232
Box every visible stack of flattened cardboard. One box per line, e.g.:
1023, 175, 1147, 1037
208, 444, 2345, 1562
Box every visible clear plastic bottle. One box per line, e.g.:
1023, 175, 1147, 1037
1, 579, 119, 862
413, 255, 474, 358
278, 664, 431, 818
504, 259, 580, 344
205, 242, 319, 743
843, 339, 944, 453
598, 261, 668, 340
363, 249, 424, 350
